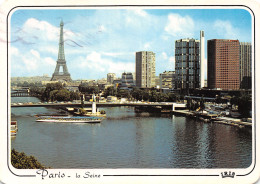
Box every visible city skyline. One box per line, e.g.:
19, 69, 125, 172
10, 8, 252, 80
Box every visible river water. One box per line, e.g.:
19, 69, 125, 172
11, 97, 252, 168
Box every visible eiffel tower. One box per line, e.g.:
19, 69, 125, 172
51, 20, 72, 82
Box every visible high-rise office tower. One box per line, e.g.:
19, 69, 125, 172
240, 42, 252, 89
135, 51, 156, 88
175, 38, 200, 89
200, 30, 205, 88
207, 39, 240, 90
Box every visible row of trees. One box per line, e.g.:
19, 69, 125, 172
28, 82, 252, 117
12, 81, 43, 87
30, 82, 80, 102
102, 87, 183, 102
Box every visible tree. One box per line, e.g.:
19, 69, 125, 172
41, 82, 63, 101
11, 149, 47, 169
230, 96, 239, 109
70, 91, 80, 101
103, 86, 117, 97
168, 93, 178, 102
199, 98, 205, 112
238, 94, 252, 118
55, 89, 71, 101
78, 83, 99, 94
187, 98, 192, 111
49, 90, 58, 101
131, 88, 143, 101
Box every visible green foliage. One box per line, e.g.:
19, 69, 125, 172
41, 82, 63, 101
230, 93, 252, 118
129, 88, 179, 102
78, 83, 99, 94
199, 98, 205, 111
70, 91, 80, 101
11, 149, 47, 169
237, 93, 252, 118
55, 89, 71, 101
30, 86, 45, 97
41, 82, 80, 102
103, 86, 117, 97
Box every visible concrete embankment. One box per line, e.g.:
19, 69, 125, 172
172, 110, 252, 128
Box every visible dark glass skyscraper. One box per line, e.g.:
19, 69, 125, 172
175, 38, 200, 89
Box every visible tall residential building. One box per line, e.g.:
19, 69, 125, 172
200, 30, 205, 88
159, 71, 175, 89
175, 38, 200, 89
207, 39, 240, 90
135, 51, 156, 88
240, 42, 252, 89
107, 73, 116, 85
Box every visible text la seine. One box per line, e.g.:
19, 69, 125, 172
36, 169, 101, 180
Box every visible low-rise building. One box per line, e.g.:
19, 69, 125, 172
121, 72, 135, 90
159, 71, 175, 89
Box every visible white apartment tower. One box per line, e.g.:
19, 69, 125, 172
200, 30, 205, 88
135, 51, 156, 88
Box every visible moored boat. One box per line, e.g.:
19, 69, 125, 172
11, 120, 18, 136
36, 116, 103, 123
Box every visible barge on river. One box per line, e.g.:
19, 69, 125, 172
36, 116, 103, 123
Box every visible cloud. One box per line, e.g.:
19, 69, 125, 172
44, 57, 56, 66
168, 56, 175, 71
11, 47, 19, 56
213, 20, 239, 39
22, 55, 38, 71
77, 51, 134, 79
164, 13, 194, 38
133, 9, 148, 17
30, 49, 40, 58
11, 46, 57, 76
23, 18, 59, 41
162, 52, 168, 60
144, 43, 151, 50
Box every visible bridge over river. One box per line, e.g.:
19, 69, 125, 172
11, 102, 186, 109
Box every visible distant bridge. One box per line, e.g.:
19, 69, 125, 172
11, 89, 40, 97
11, 102, 186, 110
11, 89, 29, 97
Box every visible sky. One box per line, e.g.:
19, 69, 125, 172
9, 8, 252, 80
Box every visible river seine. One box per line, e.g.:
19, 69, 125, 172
11, 97, 252, 168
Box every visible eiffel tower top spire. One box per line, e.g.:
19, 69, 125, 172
58, 19, 65, 60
